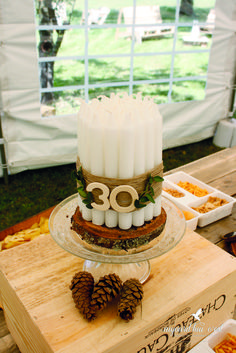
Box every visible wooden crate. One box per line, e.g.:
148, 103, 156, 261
0, 207, 55, 310
0, 228, 235, 353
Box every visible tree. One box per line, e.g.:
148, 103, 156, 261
37, 0, 75, 104
180, 0, 194, 17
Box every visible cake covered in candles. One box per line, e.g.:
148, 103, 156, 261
71, 93, 167, 250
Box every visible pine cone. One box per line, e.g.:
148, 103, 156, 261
90, 273, 122, 312
118, 278, 143, 321
69, 271, 96, 321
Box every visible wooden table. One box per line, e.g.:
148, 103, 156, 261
0, 146, 235, 353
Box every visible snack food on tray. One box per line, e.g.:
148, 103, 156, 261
71, 93, 166, 250
177, 181, 209, 197
163, 187, 184, 198
192, 196, 228, 214
213, 333, 236, 352
182, 210, 195, 220
0, 217, 49, 251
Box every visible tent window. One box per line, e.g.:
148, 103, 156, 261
34, 0, 216, 117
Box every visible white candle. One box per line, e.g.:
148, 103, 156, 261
79, 99, 108, 227
153, 195, 162, 217
89, 111, 104, 176
105, 209, 118, 228
134, 118, 146, 175
92, 209, 105, 225
132, 208, 145, 227
78, 105, 92, 220
118, 212, 133, 230
132, 107, 145, 227
78, 194, 91, 222
143, 109, 155, 222
144, 202, 154, 221
118, 111, 135, 229
145, 116, 155, 170
103, 111, 119, 227
78, 115, 89, 170
118, 113, 135, 179
153, 105, 163, 218
77, 94, 163, 229
104, 113, 119, 178
82, 205, 92, 221
154, 105, 163, 166
88, 107, 106, 225
78, 195, 83, 209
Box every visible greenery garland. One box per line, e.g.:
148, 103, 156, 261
76, 167, 93, 209
75, 167, 164, 210
134, 175, 164, 209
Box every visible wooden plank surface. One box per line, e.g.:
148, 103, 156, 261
0, 311, 20, 353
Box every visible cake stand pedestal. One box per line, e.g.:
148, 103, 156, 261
49, 194, 186, 283
83, 260, 151, 283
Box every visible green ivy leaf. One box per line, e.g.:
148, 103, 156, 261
77, 180, 84, 187
87, 191, 93, 201
78, 187, 87, 198
134, 199, 140, 208
135, 199, 146, 208
148, 176, 153, 184
83, 192, 93, 203
135, 172, 164, 209
76, 168, 82, 178
153, 175, 164, 182
86, 204, 93, 209
146, 194, 155, 203
82, 198, 91, 205
75, 168, 95, 208
76, 167, 86, 187
137, 203, 146, 208
150, 186, 154, 196
140, 196, 149, 203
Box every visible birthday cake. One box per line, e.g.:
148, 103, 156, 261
71, 93, 167, 250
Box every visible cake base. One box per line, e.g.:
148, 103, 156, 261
71, 207, 167, 250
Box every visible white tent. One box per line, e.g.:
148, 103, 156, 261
0, 0, 236, 177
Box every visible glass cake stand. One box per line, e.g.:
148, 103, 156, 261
49, 194, 186, 283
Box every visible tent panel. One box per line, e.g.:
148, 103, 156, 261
0, 0, 236, 174
0, 0, 35, 24
1, 23, 39, 92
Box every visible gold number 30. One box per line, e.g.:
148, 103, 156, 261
86, 182, 138, 213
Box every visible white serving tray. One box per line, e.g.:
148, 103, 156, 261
188, 191, 235, 227
165, 171, 216, 200
172, 200, 199, 230
188, 319, 236, 352
164, 172, 235, 228
162, 179, 194, 204
162, 179, 199, 230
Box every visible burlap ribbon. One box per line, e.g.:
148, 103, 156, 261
76, 157, 163, 208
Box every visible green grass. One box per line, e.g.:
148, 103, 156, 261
55, 28, 211, 86
0, 137, 222, 231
